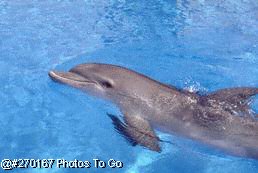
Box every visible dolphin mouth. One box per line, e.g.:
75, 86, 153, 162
48, 70, 96, 85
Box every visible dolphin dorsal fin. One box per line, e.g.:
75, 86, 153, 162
204, 87, 258, 116
207, 87, 258, 104
107, 113, 161, 152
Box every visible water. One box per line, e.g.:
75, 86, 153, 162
0, 0, 258, 172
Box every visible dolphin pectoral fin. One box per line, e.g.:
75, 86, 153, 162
107, 113, 161, 152
107, 113, 138, 146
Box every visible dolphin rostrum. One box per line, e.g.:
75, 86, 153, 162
49, 63, 258, 159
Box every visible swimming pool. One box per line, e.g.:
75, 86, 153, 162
0, 0, 257, 172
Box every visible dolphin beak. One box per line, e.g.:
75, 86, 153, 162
48, 70, 94, 86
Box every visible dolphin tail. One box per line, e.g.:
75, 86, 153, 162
107, 113, 161, 152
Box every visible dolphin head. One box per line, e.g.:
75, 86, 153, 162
49, 63, 164, 103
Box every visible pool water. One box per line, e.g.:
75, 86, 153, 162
0, 0, 258, 172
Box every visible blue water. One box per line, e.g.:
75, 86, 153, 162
0, 0, 258, 172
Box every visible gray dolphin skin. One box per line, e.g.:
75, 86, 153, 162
49, 63, 258, 159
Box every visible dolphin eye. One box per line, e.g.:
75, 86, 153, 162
100, 81, 113, 88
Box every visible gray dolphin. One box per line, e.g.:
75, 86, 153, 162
49, 63, 258, 159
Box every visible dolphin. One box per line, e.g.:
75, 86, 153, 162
49, 63, 258, 159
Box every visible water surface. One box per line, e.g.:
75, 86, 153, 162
0, 0, 258, 172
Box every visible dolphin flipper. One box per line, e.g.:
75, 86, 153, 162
107, 113, 161, 152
